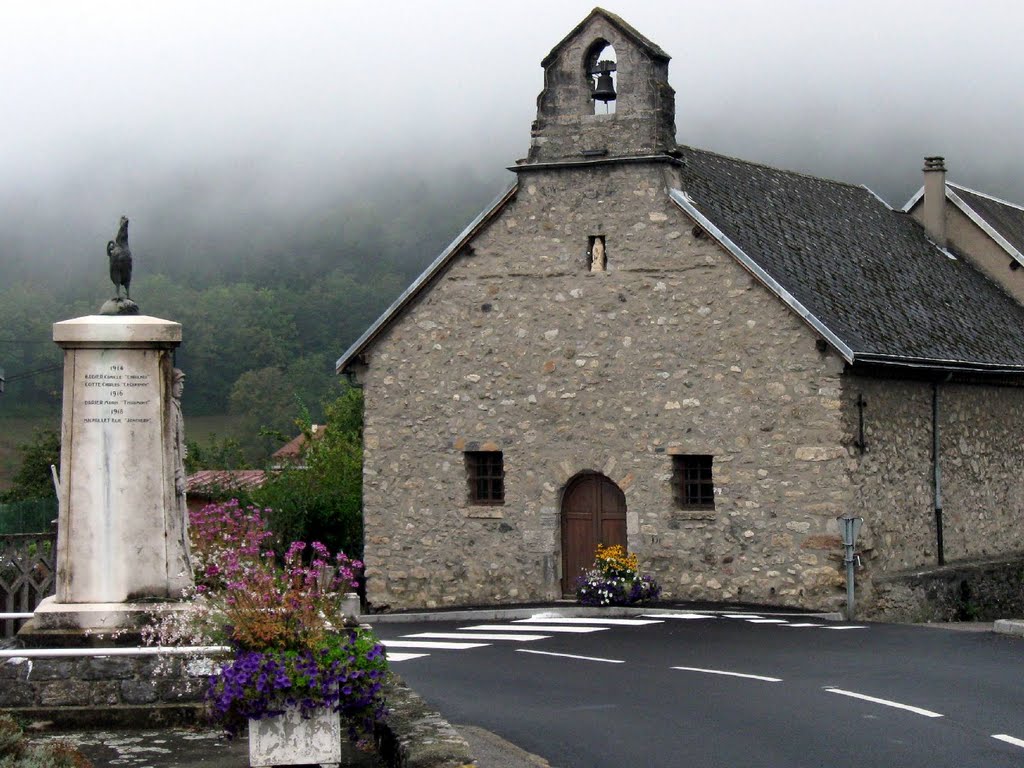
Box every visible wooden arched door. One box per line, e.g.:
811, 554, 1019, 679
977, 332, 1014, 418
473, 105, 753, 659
560, 473, 627, 595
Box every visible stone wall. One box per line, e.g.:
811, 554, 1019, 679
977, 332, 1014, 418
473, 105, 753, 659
846, 375, 1024, 617
361, 161, 853, 612
529, 14, 675, 163
0, 654, 210, 727
867, 557, 1024, 623
847, 376, 1024, 577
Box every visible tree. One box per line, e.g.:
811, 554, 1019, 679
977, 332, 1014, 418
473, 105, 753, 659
0, 428, 60, 502
185, 434, 250, 473
253, 385, 364, 558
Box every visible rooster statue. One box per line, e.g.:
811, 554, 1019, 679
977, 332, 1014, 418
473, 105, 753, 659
107, 216, 133, 300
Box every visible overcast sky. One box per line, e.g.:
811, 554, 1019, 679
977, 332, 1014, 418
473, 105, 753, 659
3, 0, 1023, 279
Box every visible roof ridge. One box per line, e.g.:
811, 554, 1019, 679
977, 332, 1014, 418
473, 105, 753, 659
678, 144, 866, 192
948, 182, 1024, 213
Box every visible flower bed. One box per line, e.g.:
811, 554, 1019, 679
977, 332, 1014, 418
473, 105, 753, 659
145, 500, 388, 747
575, 544, 661, 606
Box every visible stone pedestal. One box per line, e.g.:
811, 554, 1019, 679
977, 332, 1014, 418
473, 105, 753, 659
23, 315, 193, 635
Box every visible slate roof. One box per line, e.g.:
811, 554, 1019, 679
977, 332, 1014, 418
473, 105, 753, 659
675, 145, 1024, 371
948, 183, 1024, 261
336, 146, 1024, 376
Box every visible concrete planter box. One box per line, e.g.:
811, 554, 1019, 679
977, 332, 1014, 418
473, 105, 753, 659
248, 706, 342, 767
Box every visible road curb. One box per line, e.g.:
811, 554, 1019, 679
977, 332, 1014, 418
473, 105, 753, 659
993, 619, 1024, 637
377, 675, 475, 768
366, 604, 844, 624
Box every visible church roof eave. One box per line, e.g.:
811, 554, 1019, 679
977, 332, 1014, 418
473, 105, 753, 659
335, 181, 518, 375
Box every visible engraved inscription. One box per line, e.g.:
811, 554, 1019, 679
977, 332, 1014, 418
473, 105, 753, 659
79, 363, 155, 425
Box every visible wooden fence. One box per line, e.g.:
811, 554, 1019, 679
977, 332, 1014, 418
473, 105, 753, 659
0, 532, 56, 638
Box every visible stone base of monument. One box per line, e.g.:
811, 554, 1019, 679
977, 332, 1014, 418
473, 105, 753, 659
98, 297, 140, 315
16, 596, 190, 648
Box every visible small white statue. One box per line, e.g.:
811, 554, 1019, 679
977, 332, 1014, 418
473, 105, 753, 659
591, 237, 606, 272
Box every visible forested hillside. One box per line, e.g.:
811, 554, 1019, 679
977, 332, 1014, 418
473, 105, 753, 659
0, 170, 506, 472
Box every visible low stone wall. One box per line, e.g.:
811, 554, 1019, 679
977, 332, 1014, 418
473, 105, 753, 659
1, 654, 474, 768
865, 555, 1024, 622
0, 654, 210, 727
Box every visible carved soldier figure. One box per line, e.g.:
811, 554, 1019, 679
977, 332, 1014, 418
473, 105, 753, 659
169, 368, 192, 581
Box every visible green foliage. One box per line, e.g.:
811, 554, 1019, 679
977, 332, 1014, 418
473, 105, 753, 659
253, 386, 364, 557
0, 715, 92, 767
184, 434, 251, 473
0, 284, 62, 413
0, 429, 59, 503
0, 498, 58, 534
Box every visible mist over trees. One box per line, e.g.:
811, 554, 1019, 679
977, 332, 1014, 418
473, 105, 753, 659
0, 169, 506, 439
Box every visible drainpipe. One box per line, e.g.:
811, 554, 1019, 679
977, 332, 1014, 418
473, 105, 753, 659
932, 379, 945, 566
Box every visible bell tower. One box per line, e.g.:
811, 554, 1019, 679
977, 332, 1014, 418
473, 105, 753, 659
525, 8, 677, 164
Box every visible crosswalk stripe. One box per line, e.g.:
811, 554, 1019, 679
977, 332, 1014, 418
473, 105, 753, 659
746, 618, 789, 624
513, 617, 663, 626
824, 687, 942, 718
642, 613, 715, 619
460, 624, 607, 633
385, 652, 429, 662
518, 649, 624, 664
401, 632, 549, 642
379, 640, 490, 650
823, 626, 867, 630
992, 734, 1024, 749
724, 614, 761, 619
672, 666, 782, 683
784, 623, 824, 628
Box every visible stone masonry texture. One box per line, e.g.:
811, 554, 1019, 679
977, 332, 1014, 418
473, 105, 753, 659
360, 162, 853, 611
353, 10, 1024, 619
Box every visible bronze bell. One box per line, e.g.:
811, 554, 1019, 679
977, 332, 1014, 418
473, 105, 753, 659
592, 70, 616, 102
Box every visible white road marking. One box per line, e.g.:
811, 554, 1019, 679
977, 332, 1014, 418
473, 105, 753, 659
745, 618, 789, 624
824, 688, 943, 718
992, 734, 1024, 749
401, 632, 549, 642
784, 623, 824, 628
642, 613, 715, 619
518, 649, 624, 664
823, 626, 867, 630
671, 666, 782, 682
461, 624, 607, 634
379, 640, 490, 650
514, 617, 662, 626
385, 652, 429, 662
724, 614, 761, 619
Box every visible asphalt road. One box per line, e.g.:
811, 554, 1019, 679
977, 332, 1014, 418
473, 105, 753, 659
374, 609, 1024, 768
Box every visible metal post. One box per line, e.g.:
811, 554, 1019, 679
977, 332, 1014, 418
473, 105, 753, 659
837, 516, 863, 620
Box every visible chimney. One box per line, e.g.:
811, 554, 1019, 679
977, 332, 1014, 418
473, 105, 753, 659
922, 156, 947, 247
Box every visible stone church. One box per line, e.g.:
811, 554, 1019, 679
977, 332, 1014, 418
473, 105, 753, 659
337, 9, 1024, 615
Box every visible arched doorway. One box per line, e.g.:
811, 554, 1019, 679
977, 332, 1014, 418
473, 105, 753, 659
560, 473, 626, 595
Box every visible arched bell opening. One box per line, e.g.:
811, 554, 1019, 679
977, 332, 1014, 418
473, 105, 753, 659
584, 40, 617, 115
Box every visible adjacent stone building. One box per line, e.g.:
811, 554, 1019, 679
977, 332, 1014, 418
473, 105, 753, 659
336, 9, 1024, 615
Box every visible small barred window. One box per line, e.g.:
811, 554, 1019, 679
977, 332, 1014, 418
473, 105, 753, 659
673, 455, 714, 509
466, 451, 504, 505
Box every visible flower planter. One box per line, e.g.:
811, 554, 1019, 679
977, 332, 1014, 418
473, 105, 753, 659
249, 706, 342, 768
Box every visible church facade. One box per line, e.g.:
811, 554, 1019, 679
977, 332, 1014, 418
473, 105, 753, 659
337, 9, 1024, 614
